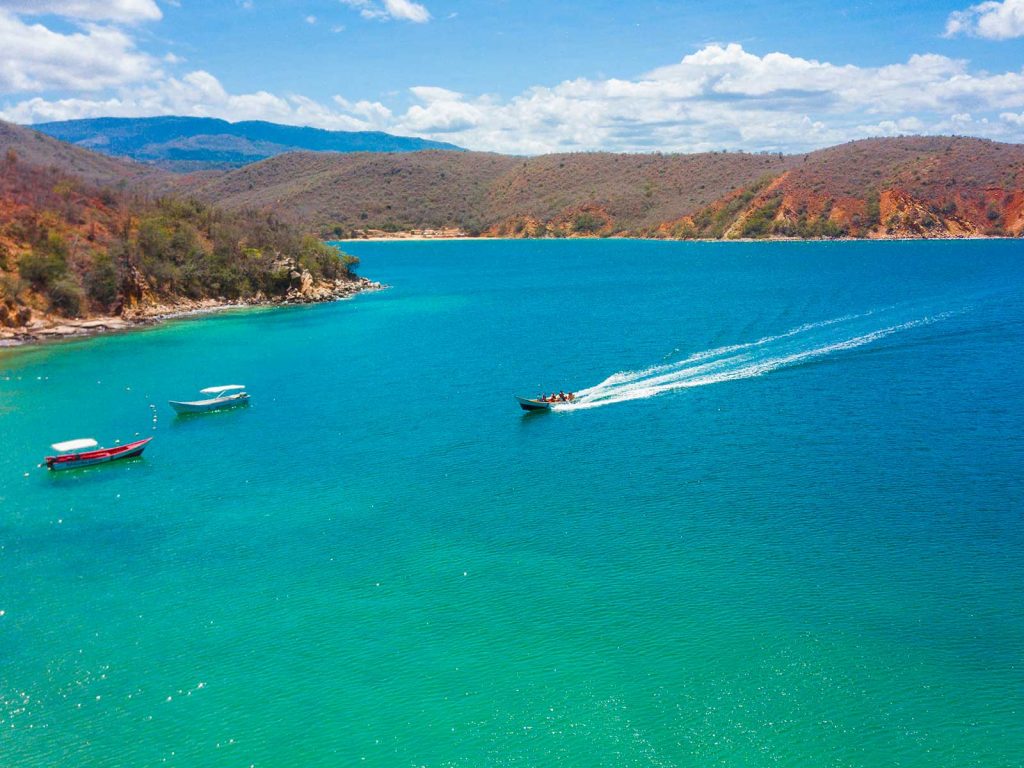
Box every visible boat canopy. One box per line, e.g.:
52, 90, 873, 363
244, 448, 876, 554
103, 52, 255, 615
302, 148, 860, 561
200, 384, 245, 394
51, 438, 98, 452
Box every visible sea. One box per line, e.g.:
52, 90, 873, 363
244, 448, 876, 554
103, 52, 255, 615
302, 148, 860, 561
1, 239, 1022, 767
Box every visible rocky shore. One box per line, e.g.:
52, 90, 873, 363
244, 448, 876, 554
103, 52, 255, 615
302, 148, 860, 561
0, 276, 385, 348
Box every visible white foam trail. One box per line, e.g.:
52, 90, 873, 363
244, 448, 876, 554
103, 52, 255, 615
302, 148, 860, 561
558, 310, 955, 411
575, 312, 864, 397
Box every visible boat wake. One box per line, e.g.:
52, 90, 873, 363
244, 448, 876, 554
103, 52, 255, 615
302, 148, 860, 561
558, 308, 959, 410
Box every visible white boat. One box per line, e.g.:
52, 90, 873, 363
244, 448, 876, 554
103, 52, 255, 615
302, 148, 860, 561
515, 395, 553, 411
169, 385, 250, 415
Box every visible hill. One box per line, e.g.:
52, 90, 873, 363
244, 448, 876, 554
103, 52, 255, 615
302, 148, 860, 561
667, 136, 1024, 240
182, 149, 795, 236
0, 120, 164, 190
180, 136, 1024, 239
32, 116, 463, 172
0, 121, 368, 343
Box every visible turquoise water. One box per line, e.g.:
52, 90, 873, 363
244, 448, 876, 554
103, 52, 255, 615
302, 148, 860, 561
1, 239, 1022, 767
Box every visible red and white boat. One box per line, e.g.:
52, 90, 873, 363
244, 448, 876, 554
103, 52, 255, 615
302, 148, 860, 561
45, 437, 152, 471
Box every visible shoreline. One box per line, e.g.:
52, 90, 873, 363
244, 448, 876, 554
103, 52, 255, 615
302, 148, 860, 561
340, 233, 1015, 243
0, 277, 386, 349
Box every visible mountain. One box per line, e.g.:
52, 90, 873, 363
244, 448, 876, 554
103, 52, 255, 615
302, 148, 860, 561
179, 136, 1024, 239
31, 116, 463, 172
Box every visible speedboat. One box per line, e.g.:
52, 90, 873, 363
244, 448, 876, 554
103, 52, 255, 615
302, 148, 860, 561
45, 437, 152, 471
516, 396, 553, 411
515, 392, 576, 411
169, 385, 249, 415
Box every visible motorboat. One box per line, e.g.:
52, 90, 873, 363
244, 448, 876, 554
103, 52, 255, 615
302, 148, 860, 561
515, 392, 576, 411
516, 396, 553, 411
169, 385, 249, 415
45, 437, 152, 471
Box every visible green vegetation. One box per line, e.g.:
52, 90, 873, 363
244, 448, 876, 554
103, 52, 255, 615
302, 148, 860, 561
48, 277, 85, 317
690, 174, 778, 239
864, 192, 881, 228
571, 211, 605, 234
83, 252, 120, 308
0, 152, 359, 319
19, 247, 68, 290
120, 198, 358, 303
738, 195, 784, 238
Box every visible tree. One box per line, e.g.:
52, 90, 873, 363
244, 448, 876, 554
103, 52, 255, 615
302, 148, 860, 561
84, 252, 120, 309
48, 277, 85, 317
19, 249, 68, 290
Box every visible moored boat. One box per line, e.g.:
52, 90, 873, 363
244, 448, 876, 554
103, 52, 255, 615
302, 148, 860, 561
169, 385, 249, 415
45, 437, 152, 471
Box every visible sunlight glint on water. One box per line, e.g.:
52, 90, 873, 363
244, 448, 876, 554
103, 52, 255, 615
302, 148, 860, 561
0, 239, 1022, 767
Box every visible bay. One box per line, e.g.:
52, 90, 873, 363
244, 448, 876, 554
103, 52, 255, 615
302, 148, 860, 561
1, 239, 1022, 766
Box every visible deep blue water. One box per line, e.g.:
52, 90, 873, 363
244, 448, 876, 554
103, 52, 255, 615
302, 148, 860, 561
1, 239, 1022, 766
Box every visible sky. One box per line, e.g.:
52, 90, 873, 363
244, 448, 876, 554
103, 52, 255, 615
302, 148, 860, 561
2, 0, 1024, 154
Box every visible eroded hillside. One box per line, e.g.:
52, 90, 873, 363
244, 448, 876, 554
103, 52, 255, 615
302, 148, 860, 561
179, 137, 1024, 239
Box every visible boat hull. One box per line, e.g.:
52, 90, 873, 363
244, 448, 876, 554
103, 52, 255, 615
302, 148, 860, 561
515, 396, 552, 411
46, 437, 152, 471
169, 393, 250, 414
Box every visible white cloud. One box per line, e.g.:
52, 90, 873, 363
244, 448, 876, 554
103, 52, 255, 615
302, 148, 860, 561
339, 0, 429, 23
372, 44, 1024, 153
0, 9, 159, 93
0, 70, 374, 131
403, 86, 484, 132
383, 0, 429, 22
0, 0, 161, 23
945, 0, 1024, 39
305, 15, 316, 24
4, 43, 1024, 154
333, 95, 392, 126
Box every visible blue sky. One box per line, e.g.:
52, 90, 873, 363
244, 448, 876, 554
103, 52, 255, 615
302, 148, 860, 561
2, 0, 1024, 153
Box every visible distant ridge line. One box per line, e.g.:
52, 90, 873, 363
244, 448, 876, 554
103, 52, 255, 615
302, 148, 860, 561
31, 115, 464, 172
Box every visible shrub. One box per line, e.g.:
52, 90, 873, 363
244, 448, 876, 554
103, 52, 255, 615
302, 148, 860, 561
1, 274, 25, 303
84, 252, 120, 309
864, 192, 881, 227
677, 222, 698, 239
19, 249, 68, 289
739, 196, 783, 238
298, 236, 357, 280
48, 277, 85, 317
572, 212, 604, 233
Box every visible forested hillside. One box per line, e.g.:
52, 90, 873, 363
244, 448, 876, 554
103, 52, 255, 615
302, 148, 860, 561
0, 122, 359, 333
